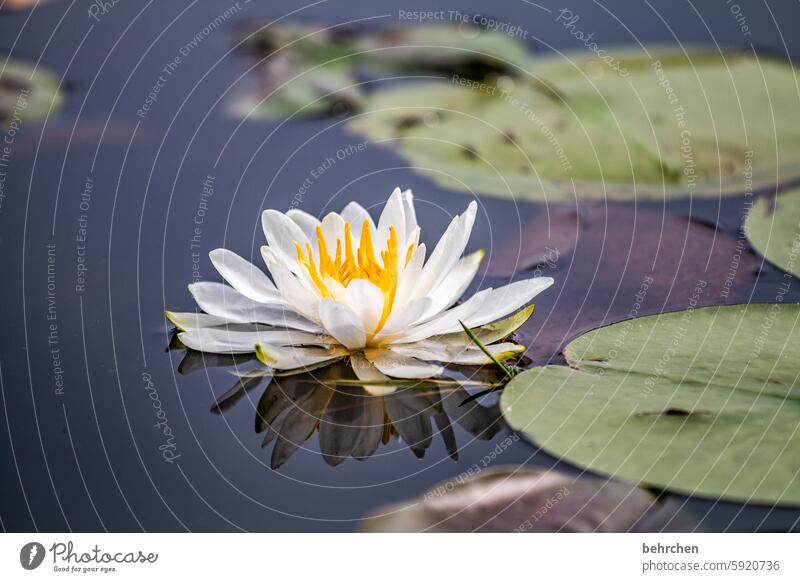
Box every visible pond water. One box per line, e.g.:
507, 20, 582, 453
1, 0, 799, 532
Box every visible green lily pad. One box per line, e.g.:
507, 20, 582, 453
745, 188, 800, 278
361, 466, 698, 532
231, 22, 531, 119
349, 47, 800, 200
1, 59, 63, 125
501, 304, 800, 505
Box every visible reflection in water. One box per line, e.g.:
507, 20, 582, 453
172, 340, 504, 469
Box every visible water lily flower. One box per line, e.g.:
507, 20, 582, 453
167, 188, 554, 393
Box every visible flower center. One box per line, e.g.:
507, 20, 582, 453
295, 219, 414, 335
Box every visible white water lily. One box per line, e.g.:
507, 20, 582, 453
167, 188, 553, 393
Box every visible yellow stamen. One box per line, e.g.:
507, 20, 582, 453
315, 225, 330, 273
294, 218, 414, 337
344, 222, 355, 267
295, 241, 333, 299
359, 219, 376, 265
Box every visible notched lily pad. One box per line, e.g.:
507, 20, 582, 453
230, 21, 532, 119
501, 304, 800, 505
0, 59, 63, 126
349, 47, 800, 200
745, 187, 800, 278
361, 466, 697, 532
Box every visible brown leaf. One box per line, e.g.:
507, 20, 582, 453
500, 204, 760, 362
361, 466, 698, 532
483, 206, 578, 276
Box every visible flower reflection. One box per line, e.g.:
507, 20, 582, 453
174, 344, 504, 469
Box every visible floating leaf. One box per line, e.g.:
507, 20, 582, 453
361, 466, 697, 532
745, 188, 800, 278
501, 304, 800, 505
0, 59, 63, 125
349, 47, 800, 200
231, 22, 532, 119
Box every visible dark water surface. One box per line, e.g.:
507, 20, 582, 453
1, 0, 799, 532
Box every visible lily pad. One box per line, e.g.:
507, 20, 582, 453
745, 188, 800, 278
349, 47, 800, 200
361, 466, 697, 532
1, 59, 63, 125
501, 304, 800, 505
231, 22, 531, 119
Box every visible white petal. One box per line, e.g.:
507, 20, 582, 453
261, 246, 321, 319
209, 248, 284, 304
461, 277, 554, 328
286, 208, 320, 239
340, 201, 375, 242
402, 226, 421, 269
368, 351, 444, 379
350, 352, 395, 396
372, 298, 431, 342
389, 340, 524, 365
344, 279, 385, 335
188, 281, 320, 332
400, 188, 418, 242
395, 288, 491, 343
261, 209, 310, 273
323, 276, 348, 303
179, 328, 332, 354
393, 242, 426, 309
412, 201, 477, 300
165, 311, 231, 331
422, 249, 485, 319
255, 343, 342, 370
318, 299, 367, 349
376, 187, 406, 253
318, 212, 347, 255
